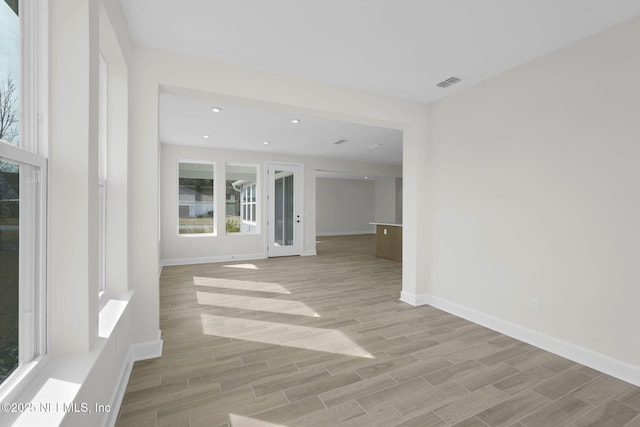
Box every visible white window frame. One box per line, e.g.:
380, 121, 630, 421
177, 160, 215, 237
0, 0, 48, 400
225, 163, 259, 234
241, 183, 257, 225
98, 53, 107, 298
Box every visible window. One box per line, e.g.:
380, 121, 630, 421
0, 0, 47, 391
225, 164, 257, 233
178, 162, 214, 235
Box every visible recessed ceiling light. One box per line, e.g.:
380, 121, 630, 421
291, 119, 300, 124
211, 107, 222, 113
203, 134, 210, 139
263, 141, 270, 145
364, 176, 369, 179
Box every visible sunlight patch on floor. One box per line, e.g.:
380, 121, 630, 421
196, 291, 320, 317
200, 313, 373, 359
193, 276, 291, 294
222, 263, 259, 270
229, 413, 285, 427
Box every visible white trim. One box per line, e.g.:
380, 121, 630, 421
103, 331, 163, 427
161, 252, 266, 267
422, 294, 640, 387
102, 357, 130, 427
301, 250, 317, 257
129, 331, 163, 362
399, 291, 429, 306
316, 231, 375, 237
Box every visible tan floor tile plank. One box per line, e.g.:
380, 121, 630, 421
475, 389, 550, 426
533, 370, 595, 400
570, 374, 636, 406
392, 382, 468, 419
394, 411, 448, 427
251, 396, 326, 424
432, 385, 507, 425
284, 371, 363, 402
568, 400, 639, 427
319, 373, 398, 407
520, 395, 591, 427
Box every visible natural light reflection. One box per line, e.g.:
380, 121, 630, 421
14, 378, 81, 427
196, 291, 320, 317
222, 263, 259, 270
193, 276, 291, 294
229, 413, 285, 427
200, 313, 374, 358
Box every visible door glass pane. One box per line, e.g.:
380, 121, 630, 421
178, 162, 214, 234
284, 175, 294, 246
274, 171, 294, 247
0, 0, 20, 145
274, 174, 283, 245
0, 159, 19, 384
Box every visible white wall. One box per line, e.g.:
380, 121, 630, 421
373, 176, 398, 224
316, 178, 375, 236
161, 143, 400, 263
426, 17, 640, 383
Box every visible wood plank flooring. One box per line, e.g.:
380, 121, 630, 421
116, 235, 640, 427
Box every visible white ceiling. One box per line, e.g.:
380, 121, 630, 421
159, 93, 403, 165
122, 0, 640, 165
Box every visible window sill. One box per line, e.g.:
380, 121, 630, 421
0, 292, 133, 427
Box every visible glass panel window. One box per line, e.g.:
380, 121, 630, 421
178, 162, 214, 235
226, 165, 257, 234
0, 0, 47, 393
0, 0, 20, 146
0, 159, 19, 383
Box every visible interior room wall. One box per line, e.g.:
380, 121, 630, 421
426, 17, 640, 383
161, 144, 402, 264
373, 176, 398, 224
316, 178, 375, 236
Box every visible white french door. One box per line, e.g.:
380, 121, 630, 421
267, 163, 303, 257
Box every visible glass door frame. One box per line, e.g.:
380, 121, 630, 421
266, 162, 303, 257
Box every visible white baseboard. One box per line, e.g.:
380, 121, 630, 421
161, 253, 265, 267
102, 354, 134, 427
316, 230, 375, 237
399, 291, 429, 306
421, 294, 640, 387
302, 250, 317, 256
104, 332, 163, 427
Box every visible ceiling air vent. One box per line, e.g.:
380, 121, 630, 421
436, 76, 462, 88
333, 139, 347, 145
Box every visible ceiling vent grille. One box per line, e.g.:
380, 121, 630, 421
436, 76, 462, 88
333, 139, 347, 145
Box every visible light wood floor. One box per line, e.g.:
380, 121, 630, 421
116, 235, 640, 427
